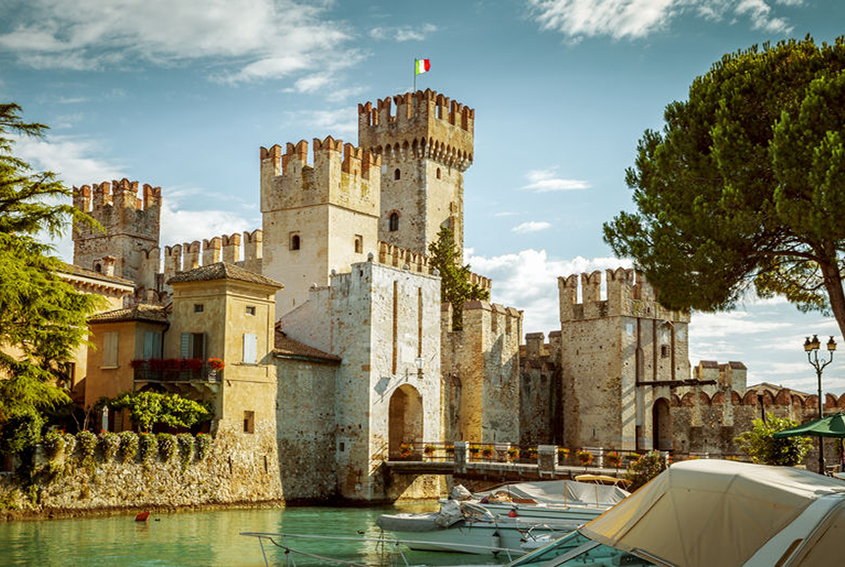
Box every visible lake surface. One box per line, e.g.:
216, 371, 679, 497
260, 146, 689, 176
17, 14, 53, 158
0, 503, 512, 566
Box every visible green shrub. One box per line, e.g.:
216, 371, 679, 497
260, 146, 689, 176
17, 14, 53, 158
735, 414, 812, 466
0, 410, 44, 455
177, 433, 194, 468
62, 432, 77, 457
157, 433, 176, 462
624, 451, 667, 491
138, 432, 157, 462
195, 433, 212, 460
111, 391, 212, 431
77, 430, 97, 462
117, 431, 139, 462
41, 430, 65, 460
99, 432, 120, 461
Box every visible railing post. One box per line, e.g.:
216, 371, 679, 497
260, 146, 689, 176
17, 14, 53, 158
538, 445, 557, 477
596, 447, 605, 469
454, 441, 468, 474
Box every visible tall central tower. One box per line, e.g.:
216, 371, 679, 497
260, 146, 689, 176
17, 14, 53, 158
358, 90, 474, 258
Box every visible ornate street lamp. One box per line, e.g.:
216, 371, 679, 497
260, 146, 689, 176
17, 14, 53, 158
804, 334, 836, 473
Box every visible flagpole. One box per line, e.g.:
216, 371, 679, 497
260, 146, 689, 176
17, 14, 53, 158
413, 59, 416, 92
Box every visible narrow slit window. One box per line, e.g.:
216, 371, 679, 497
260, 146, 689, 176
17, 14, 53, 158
394, 168, 401, 180
290, 233, 300, 251
354, 234, 363, 254
389, 212, 399, 232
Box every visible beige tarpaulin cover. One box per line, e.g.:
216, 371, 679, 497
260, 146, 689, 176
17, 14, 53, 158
580, 459, 845, 567
476, 480, 629, 507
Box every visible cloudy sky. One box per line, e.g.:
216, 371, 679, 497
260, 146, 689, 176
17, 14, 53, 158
2, 0, 844, 392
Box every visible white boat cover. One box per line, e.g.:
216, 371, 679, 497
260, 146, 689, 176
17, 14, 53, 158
580, 459, 845, 567
475, 479, 629, 507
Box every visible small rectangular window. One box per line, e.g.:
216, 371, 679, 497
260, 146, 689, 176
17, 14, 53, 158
354, 234, 363, 254
661, 344, 670, 358
245, 305, 256, 316
102, 331, 119, 368
143, 331, 161, 359
243, 411, 255, 434
194, 303, 204, 313
243, 333, 257, 364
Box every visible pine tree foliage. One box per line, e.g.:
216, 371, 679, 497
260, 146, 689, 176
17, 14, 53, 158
603, 37, 845, 338
0, 103, 102, 422
428, 226, 489, 330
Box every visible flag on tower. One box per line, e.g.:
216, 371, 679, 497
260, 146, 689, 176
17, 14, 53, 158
415, 59, 431, 75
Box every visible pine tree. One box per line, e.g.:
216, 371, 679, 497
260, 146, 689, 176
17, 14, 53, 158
428, 226, 489, 330
0, 103, 101, 422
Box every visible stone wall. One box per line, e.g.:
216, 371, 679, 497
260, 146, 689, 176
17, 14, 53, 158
0, 431, 281, 515
441, 301, 522, 444
519, 331, 562, 445
275, 357, 339, 502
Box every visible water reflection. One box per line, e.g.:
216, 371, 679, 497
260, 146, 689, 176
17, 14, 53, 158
0, 502, 508, 566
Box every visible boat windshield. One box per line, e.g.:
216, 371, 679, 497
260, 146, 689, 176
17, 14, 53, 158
508, 531, 656, 567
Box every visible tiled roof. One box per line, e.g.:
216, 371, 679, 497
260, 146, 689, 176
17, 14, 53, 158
167, 262, 283, 288
58, 262, 134, 286
273, 327, 340, 363
88, 304, 169, 324
746, 382, 810, 398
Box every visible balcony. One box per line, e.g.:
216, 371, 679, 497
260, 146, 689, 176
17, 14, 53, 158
134, 366, 222, 384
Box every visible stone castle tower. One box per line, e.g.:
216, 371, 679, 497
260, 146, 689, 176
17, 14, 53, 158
72, 179, 161, 285
358, 90, 474, 258
557, 268, 691, 452
260, 137, 382, 315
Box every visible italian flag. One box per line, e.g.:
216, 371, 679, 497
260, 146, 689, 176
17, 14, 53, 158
415, 59, 431, 75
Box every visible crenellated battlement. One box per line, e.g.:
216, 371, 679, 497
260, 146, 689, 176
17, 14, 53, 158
73, 178, 161, 215
357, 89, 474, 171
159, 229, 264, 283
441, 301, 521, 339
558, 267, 688, 323
260, 136, 380, 216
377, 241, 491, 291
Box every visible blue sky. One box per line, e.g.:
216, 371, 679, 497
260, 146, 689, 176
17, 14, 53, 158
2, 0, 844, 392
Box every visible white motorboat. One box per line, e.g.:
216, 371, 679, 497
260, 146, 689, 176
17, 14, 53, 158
469, 479, 628, 524
376, 500, 579, 556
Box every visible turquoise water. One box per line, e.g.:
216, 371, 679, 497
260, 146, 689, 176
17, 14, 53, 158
0, 503, 511, 566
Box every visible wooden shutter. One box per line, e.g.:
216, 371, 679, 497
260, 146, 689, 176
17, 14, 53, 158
180, 333, 190, 358
143, 331, 156, 359
103, 332, 118, 367
243, 333, 257, 364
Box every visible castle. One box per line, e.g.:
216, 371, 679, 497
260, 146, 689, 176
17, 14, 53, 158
66, 88, 826, 503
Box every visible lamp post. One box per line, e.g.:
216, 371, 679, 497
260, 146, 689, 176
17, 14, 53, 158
804, 334, 836, 473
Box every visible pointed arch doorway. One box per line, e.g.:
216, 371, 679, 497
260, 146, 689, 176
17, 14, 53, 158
652, 397, 672, 451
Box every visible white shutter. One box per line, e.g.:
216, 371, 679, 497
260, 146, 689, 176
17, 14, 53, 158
143, 331, 156, 359
243, 333, 257, 364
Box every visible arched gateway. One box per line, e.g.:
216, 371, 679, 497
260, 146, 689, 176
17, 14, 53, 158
388, 384, 423, 458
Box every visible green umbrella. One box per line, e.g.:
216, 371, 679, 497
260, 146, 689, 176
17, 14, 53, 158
773, 412, 845, 438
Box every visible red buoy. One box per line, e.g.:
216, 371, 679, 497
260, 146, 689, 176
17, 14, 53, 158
508, 509, 518, 518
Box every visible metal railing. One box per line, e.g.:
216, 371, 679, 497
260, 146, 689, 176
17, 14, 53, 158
134, 366, 222, 383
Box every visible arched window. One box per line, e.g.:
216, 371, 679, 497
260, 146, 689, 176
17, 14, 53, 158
290, 233, 300, 251
389, 212, 399, 232
394, 168, 401, 180
94, 263, 102, 273
436, 168, 441, 179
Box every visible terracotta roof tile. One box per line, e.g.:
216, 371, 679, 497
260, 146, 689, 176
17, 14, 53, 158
274, 328, 340, 363
89, 304, 169, 324
58, 262, 134, 286
167, 262, 283, 288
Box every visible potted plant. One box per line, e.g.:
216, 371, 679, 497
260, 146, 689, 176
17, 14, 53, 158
527, 447, 538, 460
468, 445, 480, 460
424, 444, 435, 459
130, 358, 145, 370
207, 357, 224, 379
606, 451, 621, 469
149, 358, 166, 372
481, 445, 494, 460
577, 449, 594, 468
507, 446, 520, 461
399, 442, 413, 459
558, 447, 570, 464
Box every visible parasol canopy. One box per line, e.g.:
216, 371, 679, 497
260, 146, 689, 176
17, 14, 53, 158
772, 412, 845, 438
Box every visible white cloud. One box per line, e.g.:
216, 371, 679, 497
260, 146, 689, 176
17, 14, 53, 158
283, 108, 358, 136
521, 168, 590, 192
512, 221, 552, 233
493, 211, 520, 217
370, 23, 437, 42
527, 0, 798, 40
467, 248, 632, 332
13, 134, 126, 186
159, 199, 257, 248
0, 0, 356, 84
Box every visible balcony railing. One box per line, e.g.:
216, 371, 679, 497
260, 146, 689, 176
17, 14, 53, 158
134, 366, 222, 383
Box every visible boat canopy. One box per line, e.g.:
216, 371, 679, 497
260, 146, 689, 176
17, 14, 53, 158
581, 459, 845, 567
475, 479, 629, 507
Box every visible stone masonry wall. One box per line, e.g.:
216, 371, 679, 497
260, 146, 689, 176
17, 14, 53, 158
519, 331, 562, 445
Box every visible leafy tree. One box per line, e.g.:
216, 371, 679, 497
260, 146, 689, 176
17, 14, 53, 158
624, 450, 667, 491
0, 103, 101, 422
735, 414, 812, 466
603, 37, 845, 337
110, 391, 212, 431
0, 410, 44, 456
428, 226, 489, 329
